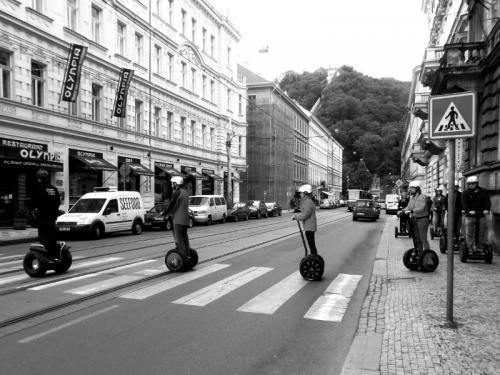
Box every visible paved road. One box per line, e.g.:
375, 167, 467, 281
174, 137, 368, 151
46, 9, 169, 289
0, 210, 385, 375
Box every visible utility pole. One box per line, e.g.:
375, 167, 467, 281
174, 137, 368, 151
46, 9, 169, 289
226, 119, 235, 205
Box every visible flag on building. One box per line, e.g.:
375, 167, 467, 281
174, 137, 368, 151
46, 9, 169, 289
60, 44, 87, 102
112, 68, 134, 118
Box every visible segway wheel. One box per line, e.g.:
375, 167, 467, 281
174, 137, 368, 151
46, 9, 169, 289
165, 249, 186, 272
419, 250, 439, 272
23, 251, 48, 278
54, 250, 72, 274
459, 242, 468, 263
299, 255, 324, 281
439, 236, 447, 254
484, 244, 493, 264
184, 248, 199, 271
394, 227, 398, 238
403, 249, 419, 271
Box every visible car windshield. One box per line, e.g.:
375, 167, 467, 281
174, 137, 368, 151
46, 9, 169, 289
189, 197, 209, 206
247, 200, 260, 206
355, 200, 372, 208
149, 205, 166, 213
69, 198, 107, 213
233, 203, 246, 209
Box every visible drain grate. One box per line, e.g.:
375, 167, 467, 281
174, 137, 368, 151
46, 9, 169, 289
388, 277, 416, 284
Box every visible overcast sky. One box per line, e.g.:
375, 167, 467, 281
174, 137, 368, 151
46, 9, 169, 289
210, 0, 430, 82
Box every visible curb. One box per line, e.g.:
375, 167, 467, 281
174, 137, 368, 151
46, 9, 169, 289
0, 237, 39, 247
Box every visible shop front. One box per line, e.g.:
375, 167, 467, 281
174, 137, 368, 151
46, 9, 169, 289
0, 137, 63, 227
117, 156, 154, 192
202, 169, 224, 195
68, 149, 117, 206
181, 166, 207, 196
154, 161, 183, 202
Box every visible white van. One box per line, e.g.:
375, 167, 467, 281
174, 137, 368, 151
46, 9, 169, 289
385, 194, 400, 215
189, 195, 227, 224
56, 187, 145, 239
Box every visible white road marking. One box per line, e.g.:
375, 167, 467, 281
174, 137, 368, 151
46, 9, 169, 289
28, 273, 101, 290
0, 255, 23, 261
304, 273, 362, 322
70, 257, 123, 270
173, 266, 272, 307
65, 275, 142, 295
133, 267, 166, 276
18, 305, 119, 343
237, 271, 308, 314
0, 274, 29, 286
121, 263, 231, 300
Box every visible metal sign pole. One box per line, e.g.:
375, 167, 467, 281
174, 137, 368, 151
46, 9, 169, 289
446, 139, 456, 325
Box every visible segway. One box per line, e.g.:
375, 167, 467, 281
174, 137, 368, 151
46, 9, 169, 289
459, 215, 493, 264
165, 247, 198, 272
23, 241, 72, 278
402, 215, 439, 272
395, 211, 411, 238
296, 220, 324, 281
429, 210, 444, 240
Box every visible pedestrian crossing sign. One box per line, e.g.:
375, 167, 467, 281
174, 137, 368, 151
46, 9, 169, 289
429, 92, 476, 140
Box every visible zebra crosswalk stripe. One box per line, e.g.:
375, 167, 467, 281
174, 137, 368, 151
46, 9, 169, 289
173, 266, 273, 307
65, 275, 143, 295
120, 263, 231, 300
237, 271, 308, 314
304, 273, 362, 322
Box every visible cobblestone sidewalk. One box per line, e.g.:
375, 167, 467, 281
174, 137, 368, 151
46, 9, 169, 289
342, 217, 500, 375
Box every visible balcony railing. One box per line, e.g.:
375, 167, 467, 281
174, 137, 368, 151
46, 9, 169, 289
440, 42, 486, 68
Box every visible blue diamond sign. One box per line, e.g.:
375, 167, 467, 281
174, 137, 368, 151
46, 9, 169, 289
429, 92, 476, 140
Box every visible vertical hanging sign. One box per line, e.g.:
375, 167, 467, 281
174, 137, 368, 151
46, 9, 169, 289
112, 68, 134, 118
60, 44, 87, 102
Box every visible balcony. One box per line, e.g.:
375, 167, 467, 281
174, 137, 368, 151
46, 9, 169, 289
416, 121, 446, 156
412, 92, 429, 120
410, 143, 429, 166
419, 47, 444, 88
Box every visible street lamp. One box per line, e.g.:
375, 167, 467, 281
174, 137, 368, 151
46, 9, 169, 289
226, 130, 236, 205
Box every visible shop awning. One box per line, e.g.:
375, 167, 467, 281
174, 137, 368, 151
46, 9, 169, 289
183, 170, 208, 181
203, 171, 224, 181
1, 157, 63, 171
128, 163, 154, 176
155, 165, 183, 177
70, 155, 117, 171
229, 176, 241, 183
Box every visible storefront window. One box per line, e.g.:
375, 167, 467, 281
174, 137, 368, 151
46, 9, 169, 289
69, 170, 101, 206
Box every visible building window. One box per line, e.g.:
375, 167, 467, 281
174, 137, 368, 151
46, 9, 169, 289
238, 136, 242, 156
191, 68, 196, 92
210, 35, 215, 58
227, 89, 231, 110
31, 61, 45, 107
135, 33, 143, 65
210, 80, 215, 102
202, 124, 207, 148
167, 111, 173, 140
155, 45, 161, 74
202, 28, 207, 52
181, 62, 187, 87
117, 22, 126, 55
67, 0, 77, 30
202, 75, 207, 98
191, 18, 196, 44
0, 50, 12, 99
181, 9, 186, 35
238, 94, 242, 115
191, 120, 196, 145
248, 94, 256, 109
135, 100, 142, 132
227, 47, 231, 68
91, 83, 102, 121
68, 100, 78, 116
154, 106, 161, 137
180, 116, 186, 142
210, 128, 215, 150
91, 5, 101, 44
154, 0, 160, 14
168, 0, 174, 24
32, 0, 43, 12
167, 53, 173, 80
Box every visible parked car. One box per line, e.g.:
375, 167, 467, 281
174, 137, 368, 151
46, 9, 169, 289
265, 202, 282, 217
247, 200, 268, 219
385, 194, 400, 215
189, 195, 227, 224
352, 199, 379, 221
319, 199, 334, 209
376, 199, 386, 210
227, 202, 250, 222
144, 202, 194, 230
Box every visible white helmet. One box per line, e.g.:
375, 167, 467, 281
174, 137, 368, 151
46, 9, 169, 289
409, 180, 420, 188
171, 176, 183, 185
466, 176, 478, 183
298, 184, 312, 194
454, 180, 459, 186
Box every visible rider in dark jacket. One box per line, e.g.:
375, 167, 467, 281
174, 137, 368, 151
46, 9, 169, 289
461, 175, 490, 252
164, 176, 191, 257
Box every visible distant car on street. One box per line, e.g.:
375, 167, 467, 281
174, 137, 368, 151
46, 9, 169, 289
144, 202, 194, 230
265, 202, 282, 217
376, 199, 386, 210
352, 199, 379, 221
319, 199, 334, 209
247, 200, 268, 219
227, 202, 250, 222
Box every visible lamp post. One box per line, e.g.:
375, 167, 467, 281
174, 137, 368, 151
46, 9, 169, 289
226, 130, 236, 205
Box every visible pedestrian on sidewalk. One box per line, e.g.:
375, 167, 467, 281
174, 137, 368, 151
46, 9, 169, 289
403, 180, 431, 252
444, 180, 462, 241
164, 176, 191, 258
432, 186, 446, 232
292, 184, 318, 255
461, 175, 490, 253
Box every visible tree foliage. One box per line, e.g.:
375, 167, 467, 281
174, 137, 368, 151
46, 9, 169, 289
278, 65, 410, 195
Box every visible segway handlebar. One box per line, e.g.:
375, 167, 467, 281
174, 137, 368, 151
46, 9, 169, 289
294, 219, 309, 257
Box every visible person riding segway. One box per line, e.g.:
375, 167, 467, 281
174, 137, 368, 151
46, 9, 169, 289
401, 180, 439, 272
440, 180, 462, 253
164, 176, 198, 272
293, 184, 324, 281
395, 192, 410, 238
23, 169, 72, 277
460, 176, 492, 263
430, 186, 446, 239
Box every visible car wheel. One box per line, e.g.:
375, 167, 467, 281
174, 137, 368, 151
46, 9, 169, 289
132, 220, 143, 235
221, 214, 226, 224
90, 223, 103, 240
165, 219, 173, 231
